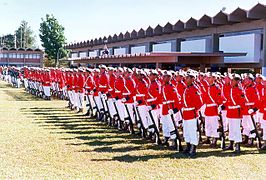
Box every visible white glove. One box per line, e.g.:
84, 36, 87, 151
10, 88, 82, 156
90, 91, 94, 95
98, 92, 102, 95
168, 109, 174, 115
147, 106, 152, 111
121, 98, 126, 103
248, 109, 254, 114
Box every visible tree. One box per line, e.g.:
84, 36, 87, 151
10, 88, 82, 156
39, 14, 68, 67
0, 34, 15, 48
0, 20, 37, 49
15, 20, 37, 48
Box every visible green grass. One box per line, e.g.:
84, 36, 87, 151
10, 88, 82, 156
0, 80, 266, 179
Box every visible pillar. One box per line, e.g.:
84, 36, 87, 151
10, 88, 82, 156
171, 38, 183, 52
109, 47, 115, 55
125, 45, 132, 54
145, 42, 154, 52
262, 27, 266, 76
206, 33, 220, 53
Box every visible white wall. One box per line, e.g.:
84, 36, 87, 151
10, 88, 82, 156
131, 46, 146, 54
114, 48, 126, 55
219, 33, 261, 63
153, 43, 172, 52
89, 50, 98, 57
181, 39, 206, 52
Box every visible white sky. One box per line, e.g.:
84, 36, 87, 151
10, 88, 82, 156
0, 0, 266, 47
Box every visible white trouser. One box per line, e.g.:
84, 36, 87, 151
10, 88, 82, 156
107, 99, 116, 118
228, 118, 242, 143
242, 115, 256, 138
124, 103, 135, 124
136, 105, 149, 129
161, 114, 176, 139
77, 92, 84, 109
114, 100, 125, 121
205, 116, 220, 138
17, 79, 21, 88
94, 96, 104, 112
62, 86, 67, 97
24, 79, 29, 89
221, 110, 228, 131
68, 91, 74, 105
183, 119, 199, 146
85, 95, 96, 113
147, 108, 160, 132
257, 112, 263, 124
43, 86, 51, 97
200, 104, 206, 118
261, 120, 266, 141
73, 91, 78, 108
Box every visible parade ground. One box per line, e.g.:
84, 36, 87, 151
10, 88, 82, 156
0, 80, 265, 179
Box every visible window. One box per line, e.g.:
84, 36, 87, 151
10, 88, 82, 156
0, 53, 3, 58
3, 53, 8, 58
25, 54, 29, 59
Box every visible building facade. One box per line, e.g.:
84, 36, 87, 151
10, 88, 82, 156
0, 47, 43, 67
66, 3, 266, 74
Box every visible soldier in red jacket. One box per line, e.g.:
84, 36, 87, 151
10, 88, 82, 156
161, 71, 182, 149
42, 69, 51, 100
259, 77, 266, 150
242, 74, 260, 146
220, 74, 231, 132
76, 69, 86, 113
223, 74, 245, 154
181, 72, 203, 157
202, 73, 223, 148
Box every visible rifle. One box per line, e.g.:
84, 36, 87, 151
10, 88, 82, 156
102, 94, 112, 124
112, 99, 123, 129
218, 113, 226, 149
135, 106, 147, 138
197, 111, 203, 143
147, 108, 162, 144
250, 114, 262, 149
85, 93, 94, 116
168, 107, 183, 152
124, 103, 135, 134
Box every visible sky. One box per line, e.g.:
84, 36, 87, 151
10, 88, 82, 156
0, 0, 266, 47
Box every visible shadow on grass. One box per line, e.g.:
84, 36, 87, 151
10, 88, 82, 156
3, 89, 44, 101
20, 106, 266, 162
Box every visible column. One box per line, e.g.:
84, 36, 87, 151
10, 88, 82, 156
171, 38, 183, 52
262, 27, 266, 76
125, 45, 132, 54
109, 47, 115, 55
145, 42, 154, 52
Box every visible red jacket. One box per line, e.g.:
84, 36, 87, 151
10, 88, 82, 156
181, 84, 203, 120
114, 75, 125, 99
161, 83, 182, 116
242, 85, 260, 115
203, 84, 222, 116
123, 76, 136, 103
225, 86, 245, 119
136, 79, 149, 106
147, 79, 162, 109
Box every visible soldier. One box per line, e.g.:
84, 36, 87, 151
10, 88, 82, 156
181, 72, 203, 157
223, 74, 245, 154
202, 73, 223, 148
242, 74, 260, 146
42, 69, 51, 100
259, 76, 266, 150
76, 68, 86, 113
161, 71, 182, 149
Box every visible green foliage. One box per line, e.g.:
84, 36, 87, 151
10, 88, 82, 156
0, 21, 36, 48
15, 20, 37, 48
39, 14, 68, 67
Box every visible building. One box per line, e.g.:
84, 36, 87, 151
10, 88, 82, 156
0, 47, 44, 67
65, 3, 266, 75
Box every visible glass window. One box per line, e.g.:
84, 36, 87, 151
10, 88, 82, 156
0, 53, 3, 58
25, 54, 29, 59
29, 54, 33, 59
4, 53, 8, 58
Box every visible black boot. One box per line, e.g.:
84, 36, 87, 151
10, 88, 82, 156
223, 141, 234, 151
210, 138, 218, 148
242, 135, 249, 144
183, 143, 191, 155
162, 137, 170, 146
169, 139, 177, 150
261, 141, 266, 150
234, 143, 241, 154
188, 144, 197, 158
245, 138, 254, 147
202, 137, 211, 144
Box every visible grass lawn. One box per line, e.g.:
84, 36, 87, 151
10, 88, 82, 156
0, 80, 266, 179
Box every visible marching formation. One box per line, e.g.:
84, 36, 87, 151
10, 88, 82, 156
1, 65, 266, 158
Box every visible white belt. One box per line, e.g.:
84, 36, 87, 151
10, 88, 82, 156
108, 89, 113, 92
183, 107, 195, 111
264, 108, 266, 111
206, 103, 217, 107
228, 105, 241, 109
99, 85, 107, 88
115, 90, 121, 93
85, 86, 91, 89
136, 94, 145, 97
123, 93, 130, 95
245, 102, 255, 106
162, 100, 174, 105
147, 98, 156, 103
